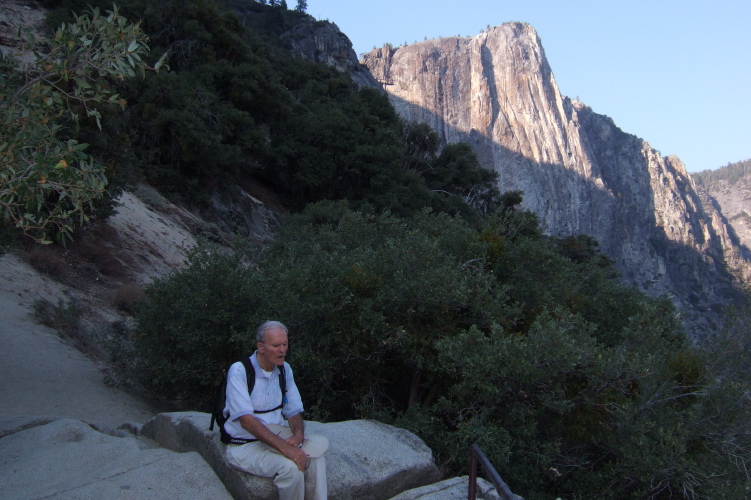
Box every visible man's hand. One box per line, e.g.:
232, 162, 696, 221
285, 434, 305, 448
238, 413, 309, 471
281, 442, 308, 471
286, 413, 306, 449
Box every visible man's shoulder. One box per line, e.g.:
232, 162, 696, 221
228, 356, 255, 377
280, 361, 294, 376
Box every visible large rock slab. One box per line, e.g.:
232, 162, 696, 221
280, 18, 381, 90
306, 419, 441, 499
0, 418, 232, 500
389, 476, 521, 500
141, 412, 276, 500
141, 412, 441, 500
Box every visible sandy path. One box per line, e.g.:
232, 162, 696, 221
0, 253, 156, 430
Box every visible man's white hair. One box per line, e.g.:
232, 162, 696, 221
256, 320, 288, 342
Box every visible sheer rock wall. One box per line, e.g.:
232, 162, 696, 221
696, 178, 751, 281
361, 23, 749, 338
281, 19, 381, 89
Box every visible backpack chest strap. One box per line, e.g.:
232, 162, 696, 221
244, 357, 287, 414
254, 403, 284, 414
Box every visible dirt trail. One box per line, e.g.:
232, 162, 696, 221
0, 253, 157, 431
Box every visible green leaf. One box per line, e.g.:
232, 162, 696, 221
73, 77, 91, 89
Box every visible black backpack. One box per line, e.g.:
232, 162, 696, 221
209, 357, 287, 444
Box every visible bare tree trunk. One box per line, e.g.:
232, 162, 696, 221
422, 383, 441, 409
408, 369, 422, 408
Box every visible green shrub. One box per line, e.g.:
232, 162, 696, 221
131, 203, 751, 498
1, 4, 156, 243
133, 241, 260, 408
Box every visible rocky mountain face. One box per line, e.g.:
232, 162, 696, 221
280, 18, 380, 89
356, 23, 749, 338
695, 176, 751, 260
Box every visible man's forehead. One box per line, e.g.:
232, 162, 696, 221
263, 327, 288, 342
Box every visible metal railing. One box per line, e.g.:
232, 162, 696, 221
468, 443, 518, 500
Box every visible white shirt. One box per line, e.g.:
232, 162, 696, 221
223, 351, 304, 440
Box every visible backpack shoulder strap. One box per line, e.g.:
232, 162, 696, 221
278, 363, 287, 404
240, 356, 255, 396
210, 357, 252, 433
213, 356, 276, 444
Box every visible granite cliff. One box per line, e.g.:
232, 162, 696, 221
693, 163, 751, 269
355, 23, 749, 338
280, 17, 380, 89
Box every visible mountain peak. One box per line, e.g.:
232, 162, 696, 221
361, 25, 749, 338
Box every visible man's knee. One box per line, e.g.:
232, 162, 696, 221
273, 459, 305, 500
276, 458, 304, 483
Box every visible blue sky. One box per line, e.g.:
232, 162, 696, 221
308, 0, 750, 173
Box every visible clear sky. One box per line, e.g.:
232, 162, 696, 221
308, 0, 750, 173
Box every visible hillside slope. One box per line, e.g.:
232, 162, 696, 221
0, 184, 201, 431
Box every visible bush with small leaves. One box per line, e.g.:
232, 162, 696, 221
130, 201, 751, 498
0, 4, 165, 243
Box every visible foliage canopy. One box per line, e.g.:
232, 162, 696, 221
0, 5, 160, 243
693, 158, 751, 188
134, 201, 751, 499
36, 0, 498, 223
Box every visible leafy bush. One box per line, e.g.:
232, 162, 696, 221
0, 4, 159, 243
133, 240, 259, 408
132, 202, 751, 498
250, 208, 510, 419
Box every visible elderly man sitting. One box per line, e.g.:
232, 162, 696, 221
223, 320, 328, 500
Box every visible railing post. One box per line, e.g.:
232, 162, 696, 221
468, 445, 478, 500
468, 443, 518, 500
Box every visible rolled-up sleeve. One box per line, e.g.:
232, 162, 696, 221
282, 363, 304, 419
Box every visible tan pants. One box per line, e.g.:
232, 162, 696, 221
226, 438, 327, 500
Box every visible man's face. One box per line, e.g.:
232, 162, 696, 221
258, 326, 289, 366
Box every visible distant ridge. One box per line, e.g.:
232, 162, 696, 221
694, 158, 751, 187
